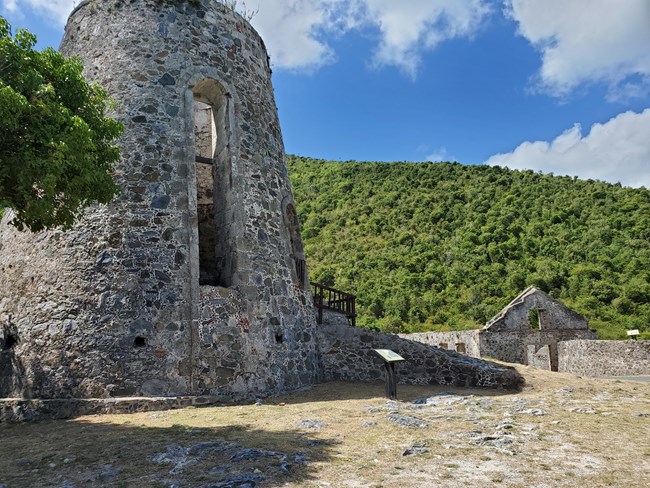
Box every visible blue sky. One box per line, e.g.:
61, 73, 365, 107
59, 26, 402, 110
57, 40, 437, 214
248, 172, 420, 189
2, 0, 649, 187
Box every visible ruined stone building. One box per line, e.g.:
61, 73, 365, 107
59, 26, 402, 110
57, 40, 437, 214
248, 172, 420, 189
0, 1, 519, 418
405, 286, 597, 371
406, 287, 650, 377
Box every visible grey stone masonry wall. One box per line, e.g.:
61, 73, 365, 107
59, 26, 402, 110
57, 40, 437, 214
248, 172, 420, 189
1, 395, 223, 423
557, 340, 650, 377
485, 286, 589, 332
526, 344, 552, 371
401, 328, 596, 366
400, 330, 481, 358
317, 313, 522, 389
0, 0, 319, 401
479, 329, 596, 365
401, 288, 596, 368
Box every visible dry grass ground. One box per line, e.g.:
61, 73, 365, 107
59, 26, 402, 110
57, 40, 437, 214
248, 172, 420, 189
1, 365, 649, 488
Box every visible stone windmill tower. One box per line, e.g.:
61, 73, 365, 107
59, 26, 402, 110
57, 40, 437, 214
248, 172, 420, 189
0, 0, 319, 400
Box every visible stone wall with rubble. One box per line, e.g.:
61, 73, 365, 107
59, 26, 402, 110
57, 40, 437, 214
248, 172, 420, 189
526, 344, 553, 370
401, 328, 596, 366
399, 330, 481, 357
400, 288, 596, 367
317, 312, 522, 389
557, 340, 650, 377
479, 329, 597, 365
0, 0, 319, 401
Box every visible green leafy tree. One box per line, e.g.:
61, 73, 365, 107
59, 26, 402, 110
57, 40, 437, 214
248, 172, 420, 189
0, 17, 123, 232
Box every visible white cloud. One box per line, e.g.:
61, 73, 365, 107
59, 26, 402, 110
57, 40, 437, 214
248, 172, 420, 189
249, 0, 344, 71
484, 109, 650, 188
355, 0, 491, 77
0, 0, 344, 71
6, 0, 649, 88
426, 147, 451, 162
1, 0, 76, 24
2, 1, 492, 74
2, 0, 18, 13
253, 0, 492, 74
505, 0, 650, 99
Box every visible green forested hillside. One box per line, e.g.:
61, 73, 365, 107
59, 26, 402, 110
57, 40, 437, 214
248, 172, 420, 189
288, 156, 650, 339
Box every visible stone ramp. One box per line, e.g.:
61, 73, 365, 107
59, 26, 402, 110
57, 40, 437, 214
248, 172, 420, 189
316, 314, 523, 390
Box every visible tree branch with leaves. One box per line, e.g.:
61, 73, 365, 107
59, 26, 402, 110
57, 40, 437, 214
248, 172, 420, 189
0, 17, 123, 232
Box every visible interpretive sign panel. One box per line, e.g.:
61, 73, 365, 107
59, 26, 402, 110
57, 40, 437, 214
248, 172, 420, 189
373, 349, 406, 399
373, 349, 405, 363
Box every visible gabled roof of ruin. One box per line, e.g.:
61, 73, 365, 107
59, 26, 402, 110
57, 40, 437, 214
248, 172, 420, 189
483, 286, 588, 332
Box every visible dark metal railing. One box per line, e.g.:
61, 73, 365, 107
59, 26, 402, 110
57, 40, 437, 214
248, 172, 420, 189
311, 281, 357, 327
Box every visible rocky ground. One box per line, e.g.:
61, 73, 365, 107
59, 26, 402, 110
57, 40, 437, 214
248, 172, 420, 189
0, 365, 648, 487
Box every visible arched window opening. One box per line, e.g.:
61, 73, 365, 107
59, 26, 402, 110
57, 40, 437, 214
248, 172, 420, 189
193, 79, 232, 287
194, 100, 218, 285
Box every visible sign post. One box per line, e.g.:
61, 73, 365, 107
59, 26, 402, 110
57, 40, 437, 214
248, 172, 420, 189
373, 349, 406, 399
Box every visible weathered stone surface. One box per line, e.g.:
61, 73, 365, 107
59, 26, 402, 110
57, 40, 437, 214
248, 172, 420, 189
295, 419, 326, 430
402, 445, 429, 456
400, 330, 481, 357
402, 287, 597, 368
405, 331, 646, 378
0, 0, 318, 401
526, 344, 553, 370
318, 311, 522, 389
558, 340, 650, 376
387, 414, 429, 428
485, 286, 589, 332
479, 329, 597, 365
0, 395, 224, 423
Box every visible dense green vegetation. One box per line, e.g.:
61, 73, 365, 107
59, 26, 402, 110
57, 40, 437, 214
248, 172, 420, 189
288, 156, 650, 339
0, 17, 122, 232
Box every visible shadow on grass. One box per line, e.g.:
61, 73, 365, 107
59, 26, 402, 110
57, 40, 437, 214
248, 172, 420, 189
0, 418, 339, 487
278, 375, 524, 407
